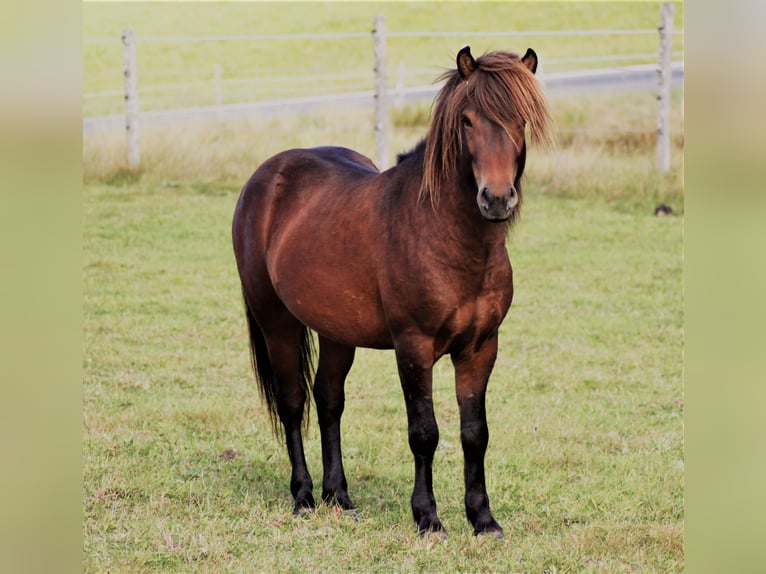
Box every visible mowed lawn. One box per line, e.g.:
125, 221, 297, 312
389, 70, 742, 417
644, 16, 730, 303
83, 176, 683, 572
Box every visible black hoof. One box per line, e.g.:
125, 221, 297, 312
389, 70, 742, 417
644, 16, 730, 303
474, 527, 504, 540
322, 490, 356, 511
417, 517, 447, 539
473, 517, 503, 539
292, 492, 316, 515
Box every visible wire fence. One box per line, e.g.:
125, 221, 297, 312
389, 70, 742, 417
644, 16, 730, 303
83, 26, 684, 119
83, 10, 683, 170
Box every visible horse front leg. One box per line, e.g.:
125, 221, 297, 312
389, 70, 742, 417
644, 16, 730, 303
451, 335, 504, 538
394, 340, 444, 536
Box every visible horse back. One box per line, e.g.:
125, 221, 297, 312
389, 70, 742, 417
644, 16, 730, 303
233, 147, 392, 348
237, 146, 377, 212
234, 146, 378, 258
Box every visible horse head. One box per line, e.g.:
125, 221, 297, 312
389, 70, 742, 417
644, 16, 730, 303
458, 46, 537, 221
422, 46, 552, 223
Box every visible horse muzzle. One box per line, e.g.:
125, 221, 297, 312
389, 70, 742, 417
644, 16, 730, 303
477, 185, 518, 222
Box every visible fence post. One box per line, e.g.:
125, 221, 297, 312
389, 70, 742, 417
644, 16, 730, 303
122, 28, 140, 169
657, 3, 674, 173
373, 15, 389, 170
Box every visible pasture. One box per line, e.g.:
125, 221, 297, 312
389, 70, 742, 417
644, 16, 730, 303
83, 115, 683, 573
83, 3, 683, 571
83, 2, 684, 116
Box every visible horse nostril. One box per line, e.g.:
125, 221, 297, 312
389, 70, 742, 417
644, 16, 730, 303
481, 187, 491, 202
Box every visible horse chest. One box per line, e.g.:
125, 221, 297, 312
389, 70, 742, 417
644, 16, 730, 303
450, 279, 511, 335
402, 258, 513, 356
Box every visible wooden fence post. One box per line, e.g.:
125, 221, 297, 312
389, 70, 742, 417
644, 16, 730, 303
122, 28, 140, 169
373, 16, 389, 170
657, 3, 674, 173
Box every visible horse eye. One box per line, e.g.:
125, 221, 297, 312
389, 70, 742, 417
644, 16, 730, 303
461, 115, 473, 128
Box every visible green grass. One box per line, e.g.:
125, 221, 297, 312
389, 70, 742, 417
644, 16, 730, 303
83, 8, 684, 567
83, 2, 684, 116
83, 173, 683, 571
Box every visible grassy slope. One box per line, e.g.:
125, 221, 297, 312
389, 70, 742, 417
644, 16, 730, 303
83, 180, 683, 572
83, 2, 684, 114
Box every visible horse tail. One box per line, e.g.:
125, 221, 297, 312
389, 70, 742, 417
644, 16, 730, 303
242, 293, 315, 436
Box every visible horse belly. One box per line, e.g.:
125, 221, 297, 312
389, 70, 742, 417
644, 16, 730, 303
267, 228, 392, 349
275, 265, 391, 348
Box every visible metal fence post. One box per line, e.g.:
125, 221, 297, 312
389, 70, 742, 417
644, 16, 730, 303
122, 28, 140, 169
373, 16, 389, 170
657, 3, 674, 173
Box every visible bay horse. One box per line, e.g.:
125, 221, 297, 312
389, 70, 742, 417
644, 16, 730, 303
232, 46, 552, 538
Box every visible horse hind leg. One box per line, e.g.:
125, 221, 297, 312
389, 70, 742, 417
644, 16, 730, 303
244, 301, 316, 514
313, 336, 356, 510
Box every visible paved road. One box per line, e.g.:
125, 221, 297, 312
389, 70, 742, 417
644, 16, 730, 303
83, 63, 683, 134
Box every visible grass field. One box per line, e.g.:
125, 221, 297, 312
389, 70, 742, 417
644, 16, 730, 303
83, 140, 683, 572
83, 4, 684, 571
83, 2, 684, 116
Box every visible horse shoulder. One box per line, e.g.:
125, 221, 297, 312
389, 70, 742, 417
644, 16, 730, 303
477, 256, 514, 328
459, 252, 514, 331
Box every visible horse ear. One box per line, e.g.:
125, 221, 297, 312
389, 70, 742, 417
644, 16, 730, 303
457, 46, 476, 80
521, 48, 538, 74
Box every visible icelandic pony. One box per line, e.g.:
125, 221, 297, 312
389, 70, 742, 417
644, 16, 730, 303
232, 46, 552, 537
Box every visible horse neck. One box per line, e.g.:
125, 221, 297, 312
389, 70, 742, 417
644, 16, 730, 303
391, 152, 509, 259
436, 165, 510, 251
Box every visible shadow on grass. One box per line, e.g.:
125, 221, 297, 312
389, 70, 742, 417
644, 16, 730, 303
206, 446, 413, 527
